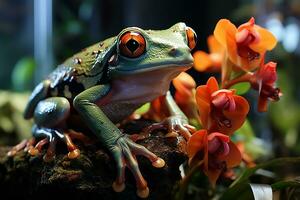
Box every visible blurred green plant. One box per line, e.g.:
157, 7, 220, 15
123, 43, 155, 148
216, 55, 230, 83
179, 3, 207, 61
11, 57, 36, 91
0, 91, 31, 145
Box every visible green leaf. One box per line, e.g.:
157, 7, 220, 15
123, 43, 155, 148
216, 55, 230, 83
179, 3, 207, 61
231, 157, 300, 188
271, 177, 300, 191
134, 103, 150, 115
230, 82, 251, 95
220, 157, 300, 199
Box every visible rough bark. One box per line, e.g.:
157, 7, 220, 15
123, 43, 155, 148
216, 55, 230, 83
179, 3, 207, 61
0, 119, 187, 200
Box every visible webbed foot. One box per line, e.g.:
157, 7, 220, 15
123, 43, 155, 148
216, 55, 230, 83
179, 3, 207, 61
110, 135, 165, 198
7, 128, 92, 162
144, 115, 196, 140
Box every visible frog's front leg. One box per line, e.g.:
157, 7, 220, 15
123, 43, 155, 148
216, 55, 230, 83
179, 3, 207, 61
73, 85, 165, 198
145, 91, 196, 140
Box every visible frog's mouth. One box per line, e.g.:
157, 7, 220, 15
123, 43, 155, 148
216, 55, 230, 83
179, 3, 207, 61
112, 62, 193, 75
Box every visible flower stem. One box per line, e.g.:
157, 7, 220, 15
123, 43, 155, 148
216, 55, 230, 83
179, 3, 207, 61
222, 72, 253, 89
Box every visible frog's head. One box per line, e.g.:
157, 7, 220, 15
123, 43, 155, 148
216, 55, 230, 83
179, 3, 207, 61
107, 22, 197, 78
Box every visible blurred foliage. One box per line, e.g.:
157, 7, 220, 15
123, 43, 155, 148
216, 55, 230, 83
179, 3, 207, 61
230, 82, 251, 95
234, 119, 270, 159
11, 57, 36, 91
0, 91, 31, 145
268, 44, 300, 155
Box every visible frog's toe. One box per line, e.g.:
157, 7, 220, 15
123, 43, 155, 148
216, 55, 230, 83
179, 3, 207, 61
127, 139, 165, 168
64, 133, 81, 159
144, 116, 195, 140
24, 138, 36, 152
111, 136, 155, 198
68, 149, 81, 159
111, 136, 166, 198
137, 187, 150, 199
124, 148, 148, 198
112, 181, 126, 193
111, 146, 126, 193
7, 139, 28, 157
43, 138, 57, 162
28, 138, 49, 156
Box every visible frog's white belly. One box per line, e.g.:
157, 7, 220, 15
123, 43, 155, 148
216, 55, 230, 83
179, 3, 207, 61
100, 67, 184, 123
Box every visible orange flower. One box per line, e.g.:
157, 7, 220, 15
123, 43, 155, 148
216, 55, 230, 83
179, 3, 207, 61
173, 72, 199, 121
214, 17, 277, 71
195, 77, 249, 135
144, 96, 168, 121
187, 129, 242, 186
250, 61, 282, 112
193, 35, 224, 72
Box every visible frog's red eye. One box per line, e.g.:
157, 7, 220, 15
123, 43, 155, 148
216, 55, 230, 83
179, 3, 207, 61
186, 27, 197, 50
119, 31, 146, 58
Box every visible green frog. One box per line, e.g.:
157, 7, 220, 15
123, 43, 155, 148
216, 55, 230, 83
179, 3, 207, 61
8, 22, 197, 198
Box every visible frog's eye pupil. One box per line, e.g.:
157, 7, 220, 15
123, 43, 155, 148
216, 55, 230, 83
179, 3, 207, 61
119, 31, 146, 58
126, 39, 139, 53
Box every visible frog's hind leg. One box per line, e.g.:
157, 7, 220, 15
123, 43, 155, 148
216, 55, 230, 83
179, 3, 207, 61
30, 97, 82, 161
8, 97, 81, 161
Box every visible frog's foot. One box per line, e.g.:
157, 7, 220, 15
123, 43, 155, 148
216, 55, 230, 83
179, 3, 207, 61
7, 139, 31, 157
144, 116, 196, 140
8, 127, 84, 162
111, 135, 165, 198
27, 136, 58, 162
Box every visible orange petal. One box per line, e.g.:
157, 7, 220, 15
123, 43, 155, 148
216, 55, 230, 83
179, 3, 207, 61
237, 17, 255, 31
196, 86, 211, 129
214, 19, 238, 67
208, 35, 224, 54
250, 25, 277, 52
206, 77, 219, 93
173, 72, 196, 98
223, 141, 242, 168
214, 19, 237, 48
193, 51, 213, 72
187, 130, 207, 161
196, 85, 211, 105
223, 95, 250, 135
173, 72, 196, 90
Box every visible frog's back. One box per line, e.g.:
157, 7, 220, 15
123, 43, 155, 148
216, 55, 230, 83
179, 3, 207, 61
47, 36, 116, 99
23, 36, 116, 119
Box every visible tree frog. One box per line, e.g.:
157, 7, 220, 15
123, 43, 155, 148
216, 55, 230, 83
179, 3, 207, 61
8, 22, 197, 198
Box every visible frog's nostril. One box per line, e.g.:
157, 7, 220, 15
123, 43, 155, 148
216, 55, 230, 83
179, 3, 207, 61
169, 48, 178, 56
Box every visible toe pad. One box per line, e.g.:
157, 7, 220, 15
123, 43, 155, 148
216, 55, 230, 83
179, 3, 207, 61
68, 149, 80, 159
152, 157, 165, 168
136, 187, 149, 198
112, 181, 125, 192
